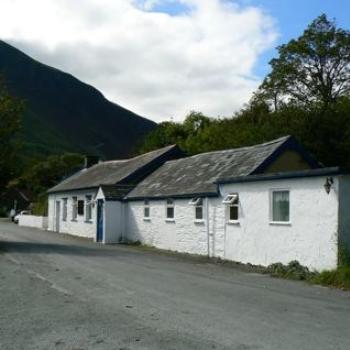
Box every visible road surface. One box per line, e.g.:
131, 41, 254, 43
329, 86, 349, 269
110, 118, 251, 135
0, 220, 349, 350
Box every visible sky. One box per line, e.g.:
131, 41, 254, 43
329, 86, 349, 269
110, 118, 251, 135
0, 0, 349, 122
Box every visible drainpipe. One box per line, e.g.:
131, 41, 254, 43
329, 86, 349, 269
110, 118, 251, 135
206, 197, 210, 258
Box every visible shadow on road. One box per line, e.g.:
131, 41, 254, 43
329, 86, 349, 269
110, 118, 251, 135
0, 240, 131, 258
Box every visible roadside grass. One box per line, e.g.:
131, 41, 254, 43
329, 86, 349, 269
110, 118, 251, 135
309, 267, 350, 290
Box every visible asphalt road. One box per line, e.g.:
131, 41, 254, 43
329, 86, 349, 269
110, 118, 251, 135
0, 221, 350, 350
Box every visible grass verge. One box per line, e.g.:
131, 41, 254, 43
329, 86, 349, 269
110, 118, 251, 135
309, 267, 350, 290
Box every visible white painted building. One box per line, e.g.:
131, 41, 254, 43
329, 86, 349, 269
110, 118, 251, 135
47, 136, 350, 271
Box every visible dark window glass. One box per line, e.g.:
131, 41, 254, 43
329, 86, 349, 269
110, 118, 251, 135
167, 207, 174, 219
195, 206, 203, 220
144, 207, 150, 218
229, 205, 238, 221
78, 200, 84, 216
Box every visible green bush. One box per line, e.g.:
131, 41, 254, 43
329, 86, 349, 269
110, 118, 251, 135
311, 267, 350, 290
266, 260, 315, 280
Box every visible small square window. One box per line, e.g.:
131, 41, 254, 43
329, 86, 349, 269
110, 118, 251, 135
224, 193, 239, 222
229, 205, 238, 221
195, 206, 203, 220
144, 207, 150, 218
271, 190, 290, 222
166, 207, 174, 219
166, 199, 175, 219
144, 199, 150, 219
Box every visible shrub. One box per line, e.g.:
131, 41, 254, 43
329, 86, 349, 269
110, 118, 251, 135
266, 260, 315, 280
311, 267, 350, 290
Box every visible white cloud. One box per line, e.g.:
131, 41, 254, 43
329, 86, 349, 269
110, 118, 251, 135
0, 0, 277, 121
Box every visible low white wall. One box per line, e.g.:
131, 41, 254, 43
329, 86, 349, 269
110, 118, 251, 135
19, 215, 48, 230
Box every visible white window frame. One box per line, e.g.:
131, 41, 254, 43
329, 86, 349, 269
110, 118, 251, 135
223, 193, 239, 223
222, 193, 238, 204
270, 189, 291, 225
165, 198, 175, 221
72, 196, 78, 221
85, 195, 93, 222
143, 199, 150, 220
62, 198, 68, 221
189, 198, 204, 222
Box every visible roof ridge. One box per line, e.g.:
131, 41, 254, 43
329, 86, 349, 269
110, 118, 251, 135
98, 144, 178, 164
164, 136, 291, 163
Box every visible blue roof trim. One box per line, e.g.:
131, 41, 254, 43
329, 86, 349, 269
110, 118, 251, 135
216, 167, 349, 185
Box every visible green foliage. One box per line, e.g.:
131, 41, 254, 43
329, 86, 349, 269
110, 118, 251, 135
266, 260, 315, 280
311, 267, 350, 290
0, 78, 24, 190
9, 153, 84, 205
139, 97, 350, 167
338, 240, 350, 267
257, 14, 350, 109
31, 194, 48, 216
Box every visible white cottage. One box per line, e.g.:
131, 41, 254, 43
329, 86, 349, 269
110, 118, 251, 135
48, 136, 350, 271
47, 145, 184, 242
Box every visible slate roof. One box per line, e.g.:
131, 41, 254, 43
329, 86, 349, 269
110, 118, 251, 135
126, 136, 319, 199
48, 145, 181, 194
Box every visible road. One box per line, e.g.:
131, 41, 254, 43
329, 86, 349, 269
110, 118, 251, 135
0, 221, 350, 350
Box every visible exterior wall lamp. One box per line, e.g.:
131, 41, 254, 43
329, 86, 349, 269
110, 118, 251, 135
324, 177, 334, 194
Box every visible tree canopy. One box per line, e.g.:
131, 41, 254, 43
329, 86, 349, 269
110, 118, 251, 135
257, 14, 350, 110
139, 15, 350, 168
0, 78, 24, 191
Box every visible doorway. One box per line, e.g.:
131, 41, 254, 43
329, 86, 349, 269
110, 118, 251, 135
97, 199, 104, 242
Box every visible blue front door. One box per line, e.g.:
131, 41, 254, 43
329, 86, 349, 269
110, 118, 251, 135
97, 199, 104, 242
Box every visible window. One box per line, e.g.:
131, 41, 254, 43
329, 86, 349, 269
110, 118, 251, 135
77, 200, 84, 216
72, 197, 78, 220
166, 199, 175, 220
144, 199, 150, 219
271, 190, 290, 222
62, 198, 68, 221
223, 193, 239, 222
189, 198, 203, 220
85, 195, 92, 221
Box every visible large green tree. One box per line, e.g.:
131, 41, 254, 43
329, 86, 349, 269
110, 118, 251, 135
0, 79, 24, 191
258, 14, 350, 109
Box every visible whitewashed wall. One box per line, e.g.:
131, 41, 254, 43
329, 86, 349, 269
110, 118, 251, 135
48, 190, 97, 239
126, 199, 209, 255
19, 215, 48, 230
125, 176, 340, 271
220, 177, 339, 271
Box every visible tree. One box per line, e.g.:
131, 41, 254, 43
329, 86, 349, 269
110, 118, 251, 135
0, 78, 24, 191
258, 14, 350, 109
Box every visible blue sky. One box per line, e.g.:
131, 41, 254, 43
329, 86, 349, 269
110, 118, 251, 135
154, 0, 350, 78
2, 0, 349, 120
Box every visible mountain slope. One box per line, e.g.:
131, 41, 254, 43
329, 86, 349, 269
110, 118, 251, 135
0, 40, 157, 160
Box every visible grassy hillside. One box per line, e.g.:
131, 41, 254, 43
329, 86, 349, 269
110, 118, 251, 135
0, 40, 157, 161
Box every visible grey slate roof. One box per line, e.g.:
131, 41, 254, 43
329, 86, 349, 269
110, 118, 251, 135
126, 136, 315, 199
48, 145, 180, 193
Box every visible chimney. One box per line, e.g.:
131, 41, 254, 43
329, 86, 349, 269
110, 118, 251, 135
84, 155, 99, 168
